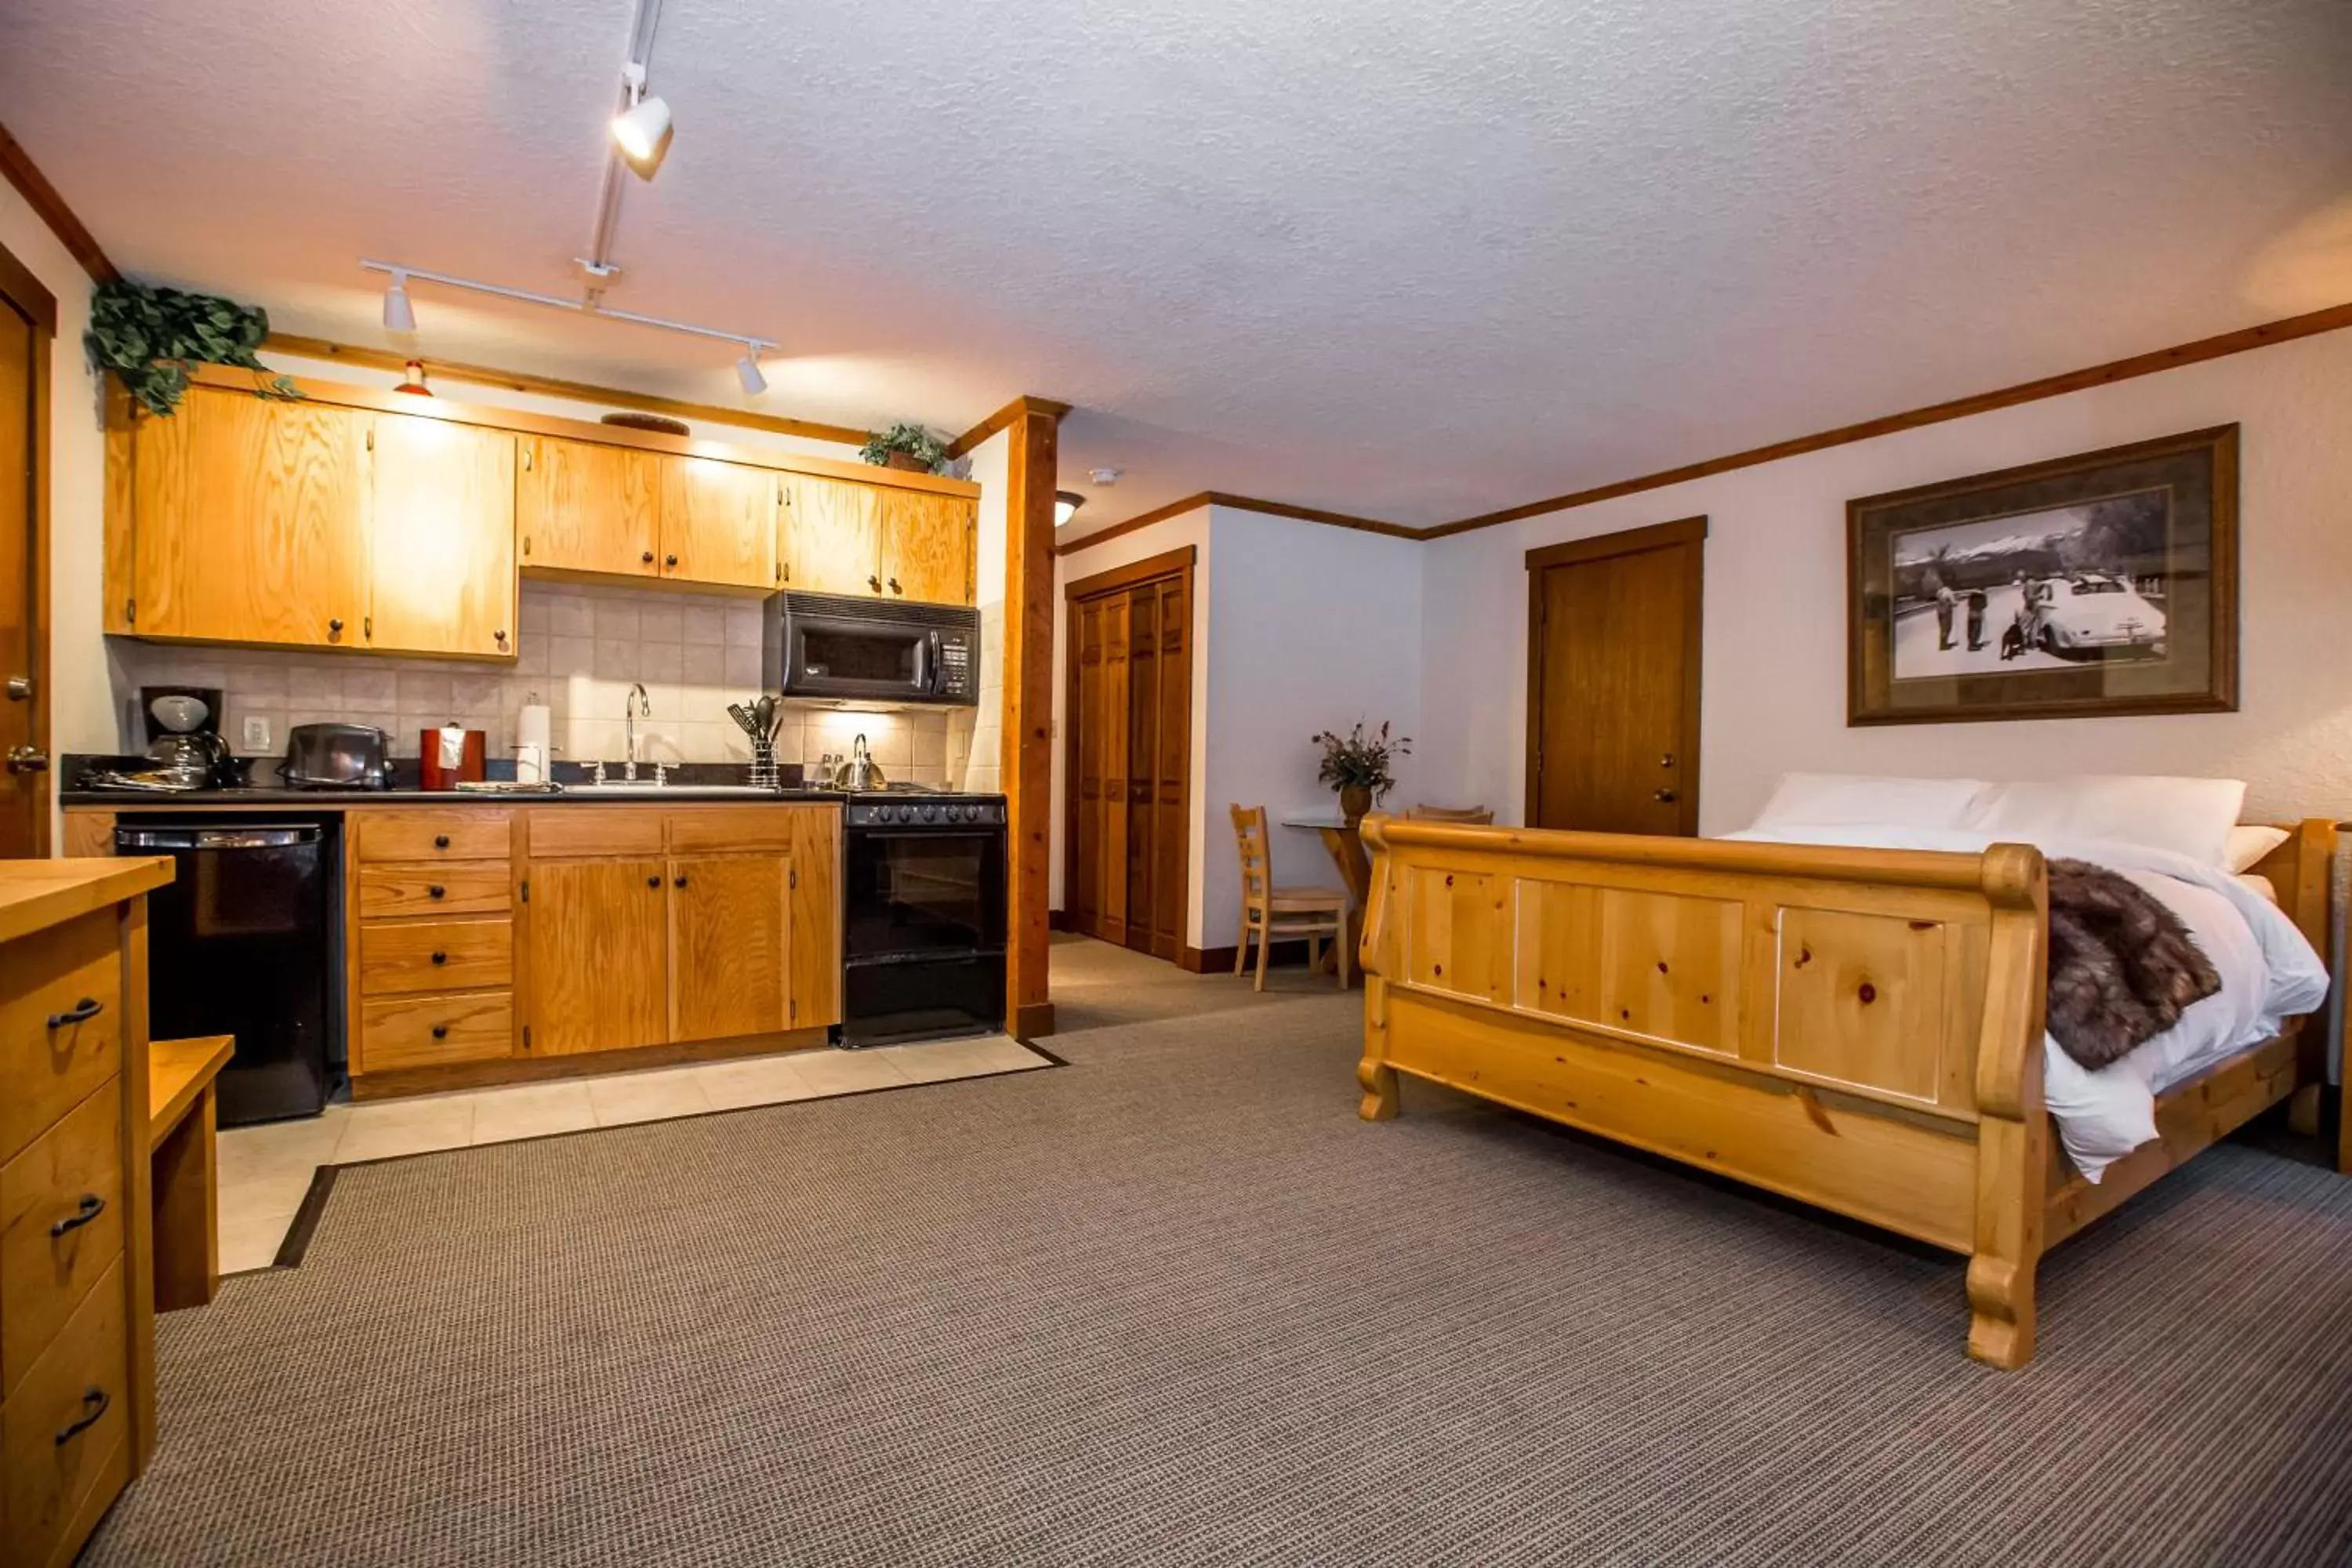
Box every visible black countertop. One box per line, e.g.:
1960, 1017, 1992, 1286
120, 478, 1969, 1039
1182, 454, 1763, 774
62, 785, 850, 808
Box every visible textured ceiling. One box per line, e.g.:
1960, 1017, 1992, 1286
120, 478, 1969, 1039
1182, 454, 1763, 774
4, 0, 2349, 530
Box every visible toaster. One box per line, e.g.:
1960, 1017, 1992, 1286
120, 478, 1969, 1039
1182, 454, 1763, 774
278, 723, 394, 789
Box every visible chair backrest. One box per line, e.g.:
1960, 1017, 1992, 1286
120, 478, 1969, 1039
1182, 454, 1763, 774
1229, 804, 1272, 908
1406, 804, 1494, 825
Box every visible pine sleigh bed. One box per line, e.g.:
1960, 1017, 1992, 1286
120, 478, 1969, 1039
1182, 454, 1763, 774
1353, 815, 2336, 1369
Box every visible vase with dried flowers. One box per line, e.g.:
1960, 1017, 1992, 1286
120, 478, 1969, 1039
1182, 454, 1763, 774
1312, 720, 1410, 823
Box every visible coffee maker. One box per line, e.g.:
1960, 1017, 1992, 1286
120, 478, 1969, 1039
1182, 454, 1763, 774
140, 685, 241, 789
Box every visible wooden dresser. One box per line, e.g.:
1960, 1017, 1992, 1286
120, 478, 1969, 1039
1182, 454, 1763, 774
0, 858, 172, 1568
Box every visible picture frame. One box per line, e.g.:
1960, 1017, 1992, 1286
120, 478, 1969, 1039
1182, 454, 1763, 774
1847, 425, 2238, 726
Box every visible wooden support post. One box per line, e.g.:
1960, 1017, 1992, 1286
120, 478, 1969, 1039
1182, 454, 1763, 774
1000, 397, 1065, 1039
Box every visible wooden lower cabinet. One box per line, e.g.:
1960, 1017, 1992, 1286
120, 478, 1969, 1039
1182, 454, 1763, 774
669, 854, 791, 1042
347, 808, 520, 1079
524, 859, 671, 1056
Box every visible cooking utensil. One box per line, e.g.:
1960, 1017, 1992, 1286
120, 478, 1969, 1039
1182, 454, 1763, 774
754, 695, 775, 738
727, 702, 760, 737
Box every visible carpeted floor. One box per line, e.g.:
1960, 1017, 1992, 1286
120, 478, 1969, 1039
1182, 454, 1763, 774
90, 939, 2352, 1566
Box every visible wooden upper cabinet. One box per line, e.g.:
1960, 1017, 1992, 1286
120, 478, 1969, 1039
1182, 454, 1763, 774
127, 386, 371, 648
879, 490, 976, 606
368, 416, 517, 658
668, 852, 791, 1041
788, 474, 883, 597
659, 457, 779, 590
517, 437, 659, 579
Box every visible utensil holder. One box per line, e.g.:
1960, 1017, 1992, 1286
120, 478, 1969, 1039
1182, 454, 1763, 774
749, 739, 779, 791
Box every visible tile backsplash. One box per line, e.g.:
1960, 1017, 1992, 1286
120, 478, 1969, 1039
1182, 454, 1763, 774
110, 580, 965, 788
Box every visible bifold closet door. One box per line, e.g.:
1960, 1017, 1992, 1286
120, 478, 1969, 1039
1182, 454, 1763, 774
1065, 565, 1191, 960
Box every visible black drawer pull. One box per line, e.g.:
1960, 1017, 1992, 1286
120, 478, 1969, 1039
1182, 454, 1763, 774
665, 553, 679, 567
434, 833, 451, 849
431, 1025, 449, 1040
56, 1388, 108, 1446
47, 996, 102, 1029
430, 950, 448, 966
427, 884, 446, 898
647, 876, 662, 889
673, 874, 688, 887
50, 1194, 104, 1238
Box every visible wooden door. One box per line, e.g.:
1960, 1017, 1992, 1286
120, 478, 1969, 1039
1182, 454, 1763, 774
659, 456, 778, 590
129, 385, 372, 648
788, 474, 881, 597
517, 437, 659, 578
1062, 547, 1193, 960
668, 852, 790, 1042
787, 808, 841, 1028
878, 490, 975, 605
368, 415, 517, 657
524, 859, 669, 1054
0, 244, 47, 855
1526, 518, 1704, 835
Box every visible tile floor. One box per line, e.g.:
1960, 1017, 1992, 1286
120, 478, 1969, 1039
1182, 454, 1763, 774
215, 1035, 1050, 1273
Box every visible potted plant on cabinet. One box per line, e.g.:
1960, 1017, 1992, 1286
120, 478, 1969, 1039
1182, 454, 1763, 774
1312, 720, 1410, 823
860, 422, 950, 474
85, 278, 298, 416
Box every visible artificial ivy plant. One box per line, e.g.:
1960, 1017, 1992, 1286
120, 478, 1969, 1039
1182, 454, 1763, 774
859, 421, 949, 474
85, 278, 299, 416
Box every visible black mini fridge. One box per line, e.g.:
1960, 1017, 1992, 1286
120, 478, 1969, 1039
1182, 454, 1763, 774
117, 820, 340, 1127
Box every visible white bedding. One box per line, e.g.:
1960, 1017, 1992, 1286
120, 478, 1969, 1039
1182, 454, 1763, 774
1715, 822, 2328, 1181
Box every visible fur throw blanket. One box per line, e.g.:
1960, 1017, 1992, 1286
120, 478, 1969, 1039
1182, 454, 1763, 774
2045, 858, 2222, 1069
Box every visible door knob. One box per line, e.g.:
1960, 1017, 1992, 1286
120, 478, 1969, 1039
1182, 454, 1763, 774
6, 746, 49, 774
3, 674, 29, 700
1654, 788, 1679, 804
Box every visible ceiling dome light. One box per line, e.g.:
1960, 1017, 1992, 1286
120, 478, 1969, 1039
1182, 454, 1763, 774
382, 268, 416, 332
735, 348, 768, 397
1054, 491, 1085, 527
612, 83, 673, 180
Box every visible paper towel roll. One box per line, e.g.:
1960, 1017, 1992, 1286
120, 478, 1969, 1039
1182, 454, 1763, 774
516, 703, 551, 752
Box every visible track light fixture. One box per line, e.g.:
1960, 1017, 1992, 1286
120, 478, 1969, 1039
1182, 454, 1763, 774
1054, 491, 1085, 527
612, 62, 673, 180
735, 347, 768, 397
382, 268, 416, 332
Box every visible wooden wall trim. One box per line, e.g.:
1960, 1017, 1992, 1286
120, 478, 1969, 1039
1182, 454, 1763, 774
1051, 490, 1408, 557
2, 235, 56, 853
946, 394, 1072, 461
1524, 514, 1707, 571
1063, 544, 1197, 601
1002, 399, 1062, 1037
263, 333, 876, 448
1053, 492, 1215, 556
0, 238, 56, 336
180, 362, 978, 497
0, 120, 117, 285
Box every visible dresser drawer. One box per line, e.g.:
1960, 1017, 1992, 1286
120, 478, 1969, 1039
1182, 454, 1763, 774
2, 1254, 129, 1568
358, 920, 513, 996
0, 913, 123, 1167
0, 1087, 125, 1402
354, 810, 513, 864
358, 862, 512, 920
358, 992, 514, 1073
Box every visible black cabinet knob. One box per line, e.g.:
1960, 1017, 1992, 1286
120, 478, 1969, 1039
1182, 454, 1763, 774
642, 550, 655, 563
427, 884, 445, 898
430, 950, 448, 965
665, 554, 679, 567
494, 630, 507, 646
431, 1025, 448, 1040
888, 577, 901, 594
673, 874, 688, 887
328, 618, 344, 635
647, 876, 662, 889
868, 575, 881, 592
434, 834, 451, 849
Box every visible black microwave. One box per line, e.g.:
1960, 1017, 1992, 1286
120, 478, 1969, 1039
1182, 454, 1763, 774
763, 591, 982, 707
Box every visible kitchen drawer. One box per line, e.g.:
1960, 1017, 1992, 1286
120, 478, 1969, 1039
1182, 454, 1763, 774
666, 807, 805, 855
0, 1087, 125, 1402
358, 991, 514, 1073
358, 862, 512, 920
0, 913, 123, 1167
2, 1255, 128, 1568
525, 808, 666, 859
354, 809, 513, 864
358, 919, 513, 996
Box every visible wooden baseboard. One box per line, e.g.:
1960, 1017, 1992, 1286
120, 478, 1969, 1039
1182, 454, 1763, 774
1013, 1001, 1058, 1040
1047, 908, 1072, 933
349, 1025, 832, 1100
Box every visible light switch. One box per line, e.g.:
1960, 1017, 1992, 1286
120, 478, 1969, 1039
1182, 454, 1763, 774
241, 715, 272, 751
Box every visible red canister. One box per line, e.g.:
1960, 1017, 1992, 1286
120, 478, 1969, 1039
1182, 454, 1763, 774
419, 725, 486, 789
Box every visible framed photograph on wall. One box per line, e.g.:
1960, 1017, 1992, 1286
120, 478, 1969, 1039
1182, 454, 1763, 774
1847, 425, 2238, 725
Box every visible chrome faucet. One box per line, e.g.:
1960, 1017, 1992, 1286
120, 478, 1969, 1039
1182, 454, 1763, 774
624, 682, 650, 780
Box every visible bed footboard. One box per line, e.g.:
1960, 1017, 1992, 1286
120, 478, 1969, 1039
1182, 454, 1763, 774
1356, 816, 2051, 1367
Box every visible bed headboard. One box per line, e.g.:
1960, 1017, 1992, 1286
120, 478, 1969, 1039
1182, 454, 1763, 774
2252, 819, 2336, 961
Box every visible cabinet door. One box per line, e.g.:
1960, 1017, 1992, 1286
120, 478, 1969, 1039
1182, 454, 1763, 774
524, 859, 669, 1054
788, 808, 841, 1028
129, 386, 371, 647
659, 457, 779, 590
668, 853, 791, 1042
879, 490, 976, 605
786, 474, 881, 597
517, 437, 658, 578
368, 416, 517, 657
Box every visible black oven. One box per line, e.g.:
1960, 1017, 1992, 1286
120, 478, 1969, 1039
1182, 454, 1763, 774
764, 591, 981, 707
841, 793, 1007, 1046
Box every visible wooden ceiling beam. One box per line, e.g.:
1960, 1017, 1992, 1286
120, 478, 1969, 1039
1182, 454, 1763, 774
945, 394, 1073, 460
0, 119, 118, 284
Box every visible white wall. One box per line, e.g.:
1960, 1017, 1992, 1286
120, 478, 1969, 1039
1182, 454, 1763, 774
1048, 503, 1425, 952
1418, 327, 2352, 832
0, 179, 111, 771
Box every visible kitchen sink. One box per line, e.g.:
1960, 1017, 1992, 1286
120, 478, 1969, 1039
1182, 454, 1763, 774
575, 782, 782, 796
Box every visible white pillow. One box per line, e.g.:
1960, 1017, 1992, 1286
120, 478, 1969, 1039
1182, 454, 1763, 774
2226, 825, 2291, 873
1751, 773, 1988, 831
1964, 775, 2247, 866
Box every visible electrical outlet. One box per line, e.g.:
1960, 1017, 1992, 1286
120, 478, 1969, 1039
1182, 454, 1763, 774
241, 715, 272, 751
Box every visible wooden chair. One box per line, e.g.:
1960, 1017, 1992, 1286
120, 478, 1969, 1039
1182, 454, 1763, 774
1230, 804, 1350, 991
1406, 804, 1494, 824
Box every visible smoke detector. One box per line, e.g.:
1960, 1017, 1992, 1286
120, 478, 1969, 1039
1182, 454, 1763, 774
1087, 467, 1123, 485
